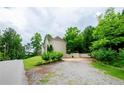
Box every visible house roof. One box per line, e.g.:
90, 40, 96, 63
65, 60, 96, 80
53, 36, 64, 41
44, 34, 64, 41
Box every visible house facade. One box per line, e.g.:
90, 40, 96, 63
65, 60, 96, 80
41, 35, 66, 55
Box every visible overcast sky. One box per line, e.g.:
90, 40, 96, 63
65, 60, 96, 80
0, 7, 123, 44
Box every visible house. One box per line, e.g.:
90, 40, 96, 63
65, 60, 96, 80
41, 34, 66, 55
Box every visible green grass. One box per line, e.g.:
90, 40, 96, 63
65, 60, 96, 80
112, 60, 124, 69
23, 56, 45, 70
92, 62, 124, 80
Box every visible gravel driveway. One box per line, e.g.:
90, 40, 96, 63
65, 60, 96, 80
26, 58, 124, 85
0, 60, 28, 85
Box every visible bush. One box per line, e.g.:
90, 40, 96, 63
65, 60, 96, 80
91, 48, 117, 64
47, 45, 53, 52
0, 52, 4, 61
42, 52, 50, 61
118, 48, 124, 60
113, 49, 124, 67
42, 51, 63, 62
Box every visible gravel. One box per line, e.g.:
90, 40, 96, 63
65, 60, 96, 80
26, 58, 124, 85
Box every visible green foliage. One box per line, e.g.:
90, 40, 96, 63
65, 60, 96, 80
112, 60, 124, 68
92, 8, 124, 51
118, 48, 124, 60
51, 51, 63, 61
95, 49, 124, 68
0, 27, 25, 60
24, 51, 63, 70
90, 38, 109, 50
31, 32, 42, 55
64, 26, 94, 53
64, 27, 83, 53
42, 52, 50, 61
0, 52, 4, 61
82, 26, 95, 52
113, 48, 124, 68
90, 8, 124, 64
47, 44, 53, 52
42, 51, 63, 62
91, 48, 117, 64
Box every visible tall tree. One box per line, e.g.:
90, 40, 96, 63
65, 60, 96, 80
64, 27, 83, 53
2, 27, 24, 59
82, 26, 95, 52
31, 32, 42, 55
91, 8, 124, 51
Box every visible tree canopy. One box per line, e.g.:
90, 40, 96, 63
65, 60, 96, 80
0, 28, 25, 60
91, 8, 124, 51
82, 26, 95, 52
64, 27, 83, 53
31, 32, 42, 55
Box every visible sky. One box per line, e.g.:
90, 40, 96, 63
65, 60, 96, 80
0, 7, 123, 45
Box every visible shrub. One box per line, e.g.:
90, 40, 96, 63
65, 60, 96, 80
55, 52, 63, 60
118, 48, 124, 60
0, 52, 4, 61
91, 48, 117, 64
47, 45, 53, 52
42, 52, 50, 61
113, 49, 124, 67
42, 51, 63, 62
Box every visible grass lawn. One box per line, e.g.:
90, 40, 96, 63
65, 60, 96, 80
92, 62, 124, 80
23, 56, 45, 70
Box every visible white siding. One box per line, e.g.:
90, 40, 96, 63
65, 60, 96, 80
51, 39, 66, 54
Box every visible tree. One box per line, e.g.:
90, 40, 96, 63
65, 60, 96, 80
82, 26, 95, 52
90, 8, 124, 62
31, 32, 42, 55
91, 8, 124, 51
122, 9, 124, 15
1, 27, 24, 59
64, 27, 83, 53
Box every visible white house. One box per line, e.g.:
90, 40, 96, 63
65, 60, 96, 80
41, 34, 66, 55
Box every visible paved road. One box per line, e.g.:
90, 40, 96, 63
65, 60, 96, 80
26, 58, 124, 85
0, 60, 27, 85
